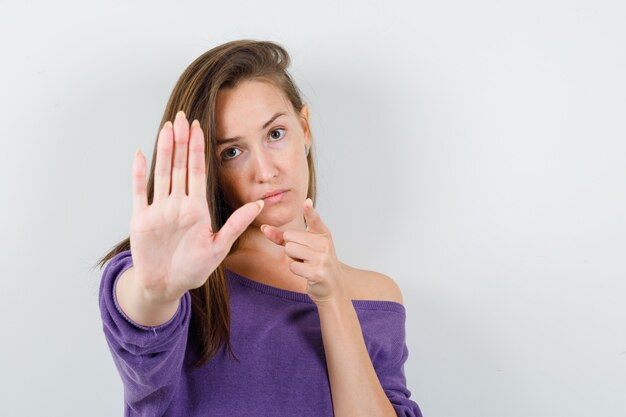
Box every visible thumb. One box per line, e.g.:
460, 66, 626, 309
213, 200, 264, 252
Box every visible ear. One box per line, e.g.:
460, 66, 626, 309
299, 103, 311, 147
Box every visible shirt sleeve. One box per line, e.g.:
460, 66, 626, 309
373, 309, 424, 417
98, 249, 192, 416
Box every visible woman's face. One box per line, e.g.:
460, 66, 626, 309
215, 79, 311, 228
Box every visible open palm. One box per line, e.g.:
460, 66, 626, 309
129, 111, 264, 303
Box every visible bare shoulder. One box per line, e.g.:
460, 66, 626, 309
341, 262, 404, 305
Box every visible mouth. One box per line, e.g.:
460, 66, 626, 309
262, 190, 289, 204
261, 189, 289, 199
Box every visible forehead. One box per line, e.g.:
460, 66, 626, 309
215, 79, 292, 135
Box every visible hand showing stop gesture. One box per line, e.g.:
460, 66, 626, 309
129, 110, 264, 303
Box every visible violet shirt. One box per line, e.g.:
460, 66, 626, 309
99, 249, 423, 416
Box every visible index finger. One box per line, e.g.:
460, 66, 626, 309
188, 119, 207, 199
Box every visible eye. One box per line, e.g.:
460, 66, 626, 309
221, 147, 241, 161
221, 128, 286, 162
269, 128, 286, 141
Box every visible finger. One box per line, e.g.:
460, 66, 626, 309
188, 120, 207, 199
288, 260, 308, 277
303, 198, 328, 234
131, 148, 148, 215
284, 241, 314, 263
282, 228, 326, 251
260, 224, 285, 246
213, 200, 264, 254
153, 122, 173, 202
171, 110, 190, 196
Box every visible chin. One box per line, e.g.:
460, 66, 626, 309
256, 206, 300, 225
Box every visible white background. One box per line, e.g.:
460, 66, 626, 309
1, 1, 624, 416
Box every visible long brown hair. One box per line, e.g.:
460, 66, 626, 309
94, 39, 317, 368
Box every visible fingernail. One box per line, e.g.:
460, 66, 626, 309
164, 121, 173, 129
260, 225, 267, 233
306, 198, 313, 207
256, 199, 264, 211
191, 119, 200, 128
176, 110, 186, 119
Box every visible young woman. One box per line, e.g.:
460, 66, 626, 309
96, 39, 422, 417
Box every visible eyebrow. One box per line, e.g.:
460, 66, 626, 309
216, 112, 287, 145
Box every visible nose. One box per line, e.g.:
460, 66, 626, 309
252, 145, 278, 182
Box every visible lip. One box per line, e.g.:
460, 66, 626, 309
261, 189, 289, 199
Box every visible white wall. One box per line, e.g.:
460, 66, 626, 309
1, 1, 624, 416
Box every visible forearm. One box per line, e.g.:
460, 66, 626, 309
115, 266, 181, 327
317, 298, 397, 417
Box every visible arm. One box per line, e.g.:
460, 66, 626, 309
116, 265, 182, 327
317, 299, 397, 417
99, 250, 191, 415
